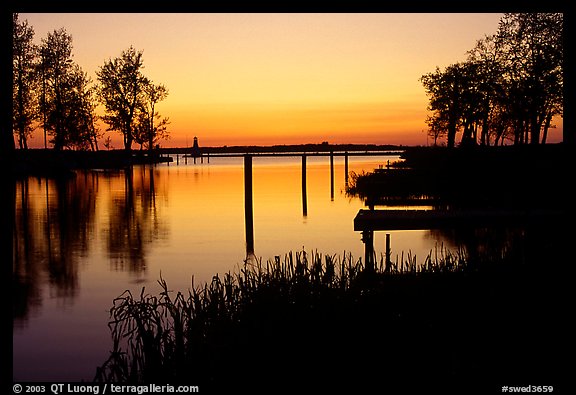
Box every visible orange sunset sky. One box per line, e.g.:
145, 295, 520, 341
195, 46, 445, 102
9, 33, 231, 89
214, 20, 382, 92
19, 13, 564, 148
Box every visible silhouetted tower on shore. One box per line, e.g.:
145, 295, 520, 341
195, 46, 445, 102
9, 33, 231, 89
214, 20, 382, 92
192, 136, 200, 157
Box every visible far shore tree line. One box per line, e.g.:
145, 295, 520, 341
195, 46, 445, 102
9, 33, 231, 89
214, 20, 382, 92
421, 13, 563, 148
12, 13, 169, 152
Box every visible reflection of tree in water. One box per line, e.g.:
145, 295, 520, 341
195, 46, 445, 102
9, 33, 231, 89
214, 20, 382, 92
13, 173, 98, 325
13, 179, 41, 324
105, 166, 168, 273
427, 225, 554, 265
49, 174, 97, 294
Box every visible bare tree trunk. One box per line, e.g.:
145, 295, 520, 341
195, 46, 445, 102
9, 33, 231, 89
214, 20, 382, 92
541, 112, 552, 144
148, 103, 155, 155
530, 114, 541, 145
480, 117, 489, 146
125, 125, 132, 152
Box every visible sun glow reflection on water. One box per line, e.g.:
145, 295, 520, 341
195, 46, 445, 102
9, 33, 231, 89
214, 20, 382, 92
13, 155, 451, 381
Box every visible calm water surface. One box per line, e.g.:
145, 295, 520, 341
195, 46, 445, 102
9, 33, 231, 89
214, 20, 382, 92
13, 155, 454, 381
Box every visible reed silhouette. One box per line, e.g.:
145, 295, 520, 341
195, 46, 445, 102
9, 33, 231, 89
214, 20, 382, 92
95, 239, 567, 393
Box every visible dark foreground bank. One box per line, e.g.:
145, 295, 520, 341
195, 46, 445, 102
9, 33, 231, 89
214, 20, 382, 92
95, 240, 569, 394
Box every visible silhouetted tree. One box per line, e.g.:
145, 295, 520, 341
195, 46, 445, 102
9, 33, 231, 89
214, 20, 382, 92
39, 28, 97, 150
421, 13, 563, 147
12, 13, 37, 149
62, 65, 101, 150
496, 13, 563, 145
38, 28, 72, 150
456, 61, 488, 146
133, 83, 170, 152
420, 64, 464, 148
425, 114, 448, 146
467, 35, 508, 146
97, 46, 149, 152
422, 60, 506, 148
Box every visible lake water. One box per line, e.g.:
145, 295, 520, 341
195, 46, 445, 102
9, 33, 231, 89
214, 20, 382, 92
13, 154, 459, 382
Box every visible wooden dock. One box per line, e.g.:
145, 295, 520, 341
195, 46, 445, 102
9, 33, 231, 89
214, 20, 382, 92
353, 208, 565, 231
187, 150, 402, 158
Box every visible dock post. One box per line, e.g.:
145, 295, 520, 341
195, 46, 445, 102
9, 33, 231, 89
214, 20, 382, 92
302, 155, 308, 217
201, 153, 204, 164
385, 233, 391, 272
194, 156, 196, 164
207, 152, 210, 163
362, 229, 374, 273
244, 155, 255, 255
344, 152, 349, 184
330, 151, 334, 201
176, 154, 179, 165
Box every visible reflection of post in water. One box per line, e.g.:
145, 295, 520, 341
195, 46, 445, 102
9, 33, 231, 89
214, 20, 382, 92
302, 155, 308, 217
244, 155, 255, 257
385, 233, 391, 272
330, 151, 334, 201
344, 152, 349, 185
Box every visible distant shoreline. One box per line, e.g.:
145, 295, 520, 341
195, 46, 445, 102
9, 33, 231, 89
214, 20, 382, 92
6, 142, 569, 178
155, 142, 404, 155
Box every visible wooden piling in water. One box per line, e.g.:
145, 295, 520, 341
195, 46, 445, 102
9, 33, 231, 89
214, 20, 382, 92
176, 154, 179, 165
302, 155, 308, 217
385, 233, 391, 272
344, 152, 349, 183
330, 151, 334, 201
362, 229, 374, 273
244, 155, 254, 255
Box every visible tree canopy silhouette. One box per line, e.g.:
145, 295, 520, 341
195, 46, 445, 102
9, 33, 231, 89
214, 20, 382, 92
38, 28, 98, 150
12, 14, 37, 150
421, 13, 563, 147
133, 82, 170, 152
96, 47, 169, 153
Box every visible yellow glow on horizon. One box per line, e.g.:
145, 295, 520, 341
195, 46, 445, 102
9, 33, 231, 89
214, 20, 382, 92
166, 99, 428, 146
18, 13, 564, 147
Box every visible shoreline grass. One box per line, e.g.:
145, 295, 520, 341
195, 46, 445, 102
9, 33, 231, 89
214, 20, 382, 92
94, 244, 565, 393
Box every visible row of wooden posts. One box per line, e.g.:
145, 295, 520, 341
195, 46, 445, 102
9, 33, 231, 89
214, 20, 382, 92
362, 229, 392, 273
171, 153, 211, 165
168, 151, 351, 186
165, 151, 392, 271
242, 153, 390, 270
